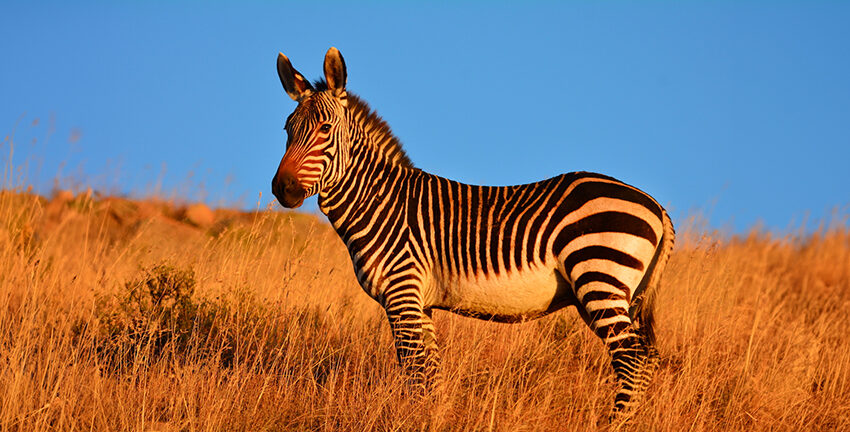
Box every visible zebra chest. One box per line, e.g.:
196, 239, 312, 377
426, 266, 567, 320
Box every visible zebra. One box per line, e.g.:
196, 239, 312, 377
271, 47, 675, 421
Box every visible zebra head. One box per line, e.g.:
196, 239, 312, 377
272, 47, 350, 209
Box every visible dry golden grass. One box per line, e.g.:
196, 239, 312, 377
0, 187, 848, 431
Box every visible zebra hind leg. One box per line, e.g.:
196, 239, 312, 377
609, 215, 672, 422
606, 328, 659, 424
574, 277, 655, 420
576, 286, 657, 422
612, 281, 664, 423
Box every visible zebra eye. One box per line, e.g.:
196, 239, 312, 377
319, 124, 332, 133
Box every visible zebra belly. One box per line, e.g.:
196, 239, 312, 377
429, 265, 572, 321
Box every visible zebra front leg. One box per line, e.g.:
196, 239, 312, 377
421, 307, 442, 389
385, 299, 441, 394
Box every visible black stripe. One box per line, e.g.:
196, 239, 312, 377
449, 182, 461, 274
587, 306, 628, 321
539, 176, 662, 259
560, 180, 663, 221
415, 175, 431, 259
469, 186, 481, 274
574, 271, 629, 292
595, 320, 631, 340
479, 187, 491, 275
464, 184, 474, 276
581, 289, 626, 304
439, 178, 451, 273
457, 182, 468, 275
552, 211, 657, 256
501, 186, 528, 272
528, 177, 571, 262
563, 246, 644, 275
429, 178, 441, 267
574, 272, 631, 313
514, 181, 551, 268
488, 188, 502, 275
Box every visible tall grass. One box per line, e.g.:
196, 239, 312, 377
0, 183, 848, 430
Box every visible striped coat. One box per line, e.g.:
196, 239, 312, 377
272, 47, 674, 422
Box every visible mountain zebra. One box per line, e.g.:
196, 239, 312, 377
271, 47, 675, 420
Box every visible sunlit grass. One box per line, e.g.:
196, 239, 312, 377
0, 180, 848, 430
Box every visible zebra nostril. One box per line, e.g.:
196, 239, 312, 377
282, 176, 302, 195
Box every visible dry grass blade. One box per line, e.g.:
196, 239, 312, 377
0, 185, 848, 431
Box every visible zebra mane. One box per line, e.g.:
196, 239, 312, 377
313, 79, 414, 168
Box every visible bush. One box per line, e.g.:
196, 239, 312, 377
94, 263, 214, 368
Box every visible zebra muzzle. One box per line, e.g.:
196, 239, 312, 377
272, 171, 307, 208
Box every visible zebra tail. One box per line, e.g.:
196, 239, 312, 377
629, 208, 675, 347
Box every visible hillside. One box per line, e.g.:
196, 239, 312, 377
0, 189, 848, 431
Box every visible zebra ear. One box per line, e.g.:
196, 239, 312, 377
277, 52, 313, 102
324, 47, 347, 99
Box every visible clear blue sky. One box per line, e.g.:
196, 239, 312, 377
2, 1, 849, 233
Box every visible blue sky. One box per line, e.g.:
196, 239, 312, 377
2, 2, 849, 233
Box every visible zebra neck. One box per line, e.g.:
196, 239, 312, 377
317, 144, 412, 237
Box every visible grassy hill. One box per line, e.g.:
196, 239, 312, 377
0, 189, 848, 431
